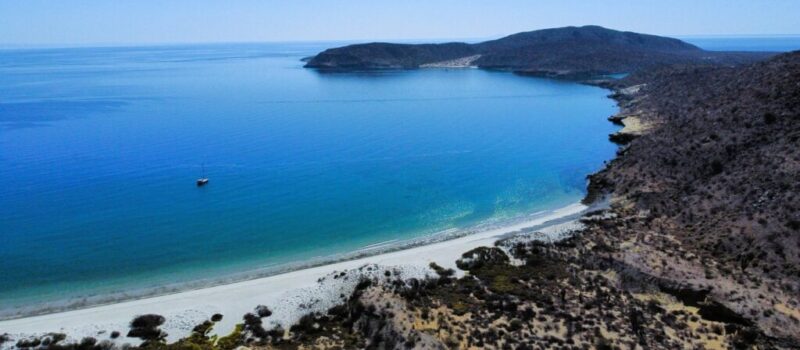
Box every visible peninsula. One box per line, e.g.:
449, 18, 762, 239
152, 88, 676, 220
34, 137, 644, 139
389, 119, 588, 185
305, 25, 773, 78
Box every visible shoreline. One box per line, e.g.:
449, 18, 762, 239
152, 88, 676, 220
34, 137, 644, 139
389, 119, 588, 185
0, 202, 588, 345
0, 198, 583, 321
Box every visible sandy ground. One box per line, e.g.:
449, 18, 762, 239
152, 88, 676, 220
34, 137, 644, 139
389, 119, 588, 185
420, 55, 482, 68
619, 115, 650, 134
0, 203, 586, 347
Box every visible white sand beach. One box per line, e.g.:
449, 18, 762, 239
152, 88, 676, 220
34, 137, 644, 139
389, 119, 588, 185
0, 203, 586, 347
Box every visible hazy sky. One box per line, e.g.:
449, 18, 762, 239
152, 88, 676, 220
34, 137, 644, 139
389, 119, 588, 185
2, 0, 799, 46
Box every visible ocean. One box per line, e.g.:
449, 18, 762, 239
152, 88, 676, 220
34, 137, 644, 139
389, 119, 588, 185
682, 35, 800, 52
0, 42, 618, 317
2, 36, 792, 318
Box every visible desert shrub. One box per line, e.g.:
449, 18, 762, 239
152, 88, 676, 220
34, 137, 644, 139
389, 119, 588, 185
109, 331, 120, 339
508, 319, 523, 332
39, 333, 67, 347
127, 327, 166, 342
595, 335, 613, 350
77, 337, 97, 350
255, 305, 272, 318
456, 247, 510, 271
192, 320, 214, 337
327, 304, 348, 318
489, 274, 515, 293
355, 278, 372, 291
243, 313, 261, 327
709, 159, 724, 176
128, 314, 167, 343
450, 300, 470, 315
210, 313, 223, 322
242, 313, 268, 340
764, 112, 777, 124
215, 324, 244, 350
130, 314, 165, 329
93, 340, 115, 350
265, 326, 285, 341
16, 338, 41, 348
290, 313, 321, 334
429, 262, 454, 277
732, 327, 760, 349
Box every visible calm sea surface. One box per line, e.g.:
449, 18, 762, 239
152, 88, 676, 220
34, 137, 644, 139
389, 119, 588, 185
683, 35, 800, 52
5, 36, 782, 317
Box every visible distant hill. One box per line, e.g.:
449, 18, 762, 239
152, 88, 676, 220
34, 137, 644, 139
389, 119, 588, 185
305, 25, 773, 77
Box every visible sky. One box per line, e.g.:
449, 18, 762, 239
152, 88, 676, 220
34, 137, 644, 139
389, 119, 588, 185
1, 0, 799, 46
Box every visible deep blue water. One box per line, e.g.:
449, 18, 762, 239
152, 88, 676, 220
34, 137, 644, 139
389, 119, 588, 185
683, 36, 800, 52
0, 43, 622, 317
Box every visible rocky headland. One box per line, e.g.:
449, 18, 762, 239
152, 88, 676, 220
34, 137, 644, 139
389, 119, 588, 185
305, 25, 773, 79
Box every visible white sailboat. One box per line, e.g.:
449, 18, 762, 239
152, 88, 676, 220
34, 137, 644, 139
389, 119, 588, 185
196, 163, 209, 187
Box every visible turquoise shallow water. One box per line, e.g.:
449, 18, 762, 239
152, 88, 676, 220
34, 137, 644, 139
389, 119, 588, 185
0, 43, 619, 317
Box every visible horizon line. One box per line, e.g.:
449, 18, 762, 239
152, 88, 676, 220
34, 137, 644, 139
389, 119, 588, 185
2, 33, 800, 51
